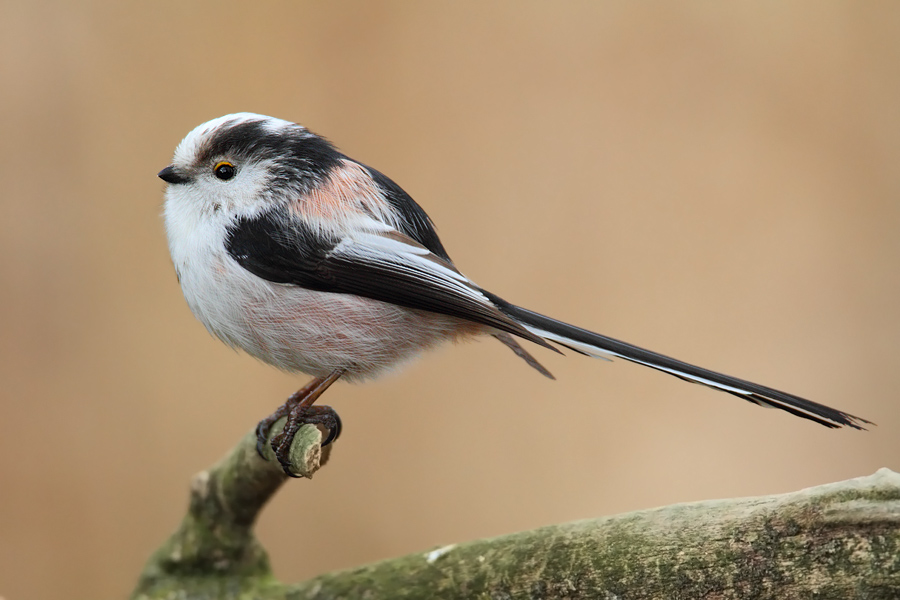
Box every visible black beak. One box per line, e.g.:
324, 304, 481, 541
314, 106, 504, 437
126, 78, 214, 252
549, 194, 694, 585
158, 165, 190, 185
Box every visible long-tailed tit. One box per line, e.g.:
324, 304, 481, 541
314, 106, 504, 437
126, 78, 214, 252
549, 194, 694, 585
159, 113, 869, 475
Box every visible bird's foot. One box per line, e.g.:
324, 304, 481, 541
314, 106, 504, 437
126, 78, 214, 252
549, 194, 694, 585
255, 371, 344, 476
269, 405, 342, 477
255, 404, 291, 458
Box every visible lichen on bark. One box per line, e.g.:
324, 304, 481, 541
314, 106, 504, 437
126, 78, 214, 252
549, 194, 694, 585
131, 420, 900, 600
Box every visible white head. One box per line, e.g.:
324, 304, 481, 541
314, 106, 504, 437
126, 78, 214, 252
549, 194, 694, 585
159, 113, 332, 219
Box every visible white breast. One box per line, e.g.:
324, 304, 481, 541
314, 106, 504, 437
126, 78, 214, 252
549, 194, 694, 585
164, 192, 472, 381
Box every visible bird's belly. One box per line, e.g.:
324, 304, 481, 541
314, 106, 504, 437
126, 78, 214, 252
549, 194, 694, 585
179, 255, 473, 380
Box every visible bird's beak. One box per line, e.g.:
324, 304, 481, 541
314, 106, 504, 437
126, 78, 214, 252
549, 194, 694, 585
158, 165, 190, 185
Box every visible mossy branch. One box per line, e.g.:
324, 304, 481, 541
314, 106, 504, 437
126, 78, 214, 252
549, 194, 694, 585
131, 419, 326, 599
132, 423, 900, 600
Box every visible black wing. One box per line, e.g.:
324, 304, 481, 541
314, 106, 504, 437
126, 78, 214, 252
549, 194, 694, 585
356, 160, 452, 261
224, 209, 555, 350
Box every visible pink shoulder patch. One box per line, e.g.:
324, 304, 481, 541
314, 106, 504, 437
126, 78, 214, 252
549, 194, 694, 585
297, 160, 390, 221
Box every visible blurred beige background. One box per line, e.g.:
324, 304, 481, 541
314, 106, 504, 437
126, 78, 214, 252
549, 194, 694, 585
2, 2, 899, 598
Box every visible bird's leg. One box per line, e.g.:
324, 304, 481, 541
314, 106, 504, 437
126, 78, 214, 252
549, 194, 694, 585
255, 378, 322, 456
255, 369, 344, 475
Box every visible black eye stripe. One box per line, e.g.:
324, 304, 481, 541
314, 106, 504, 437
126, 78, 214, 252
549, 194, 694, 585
197, 120, 342, 193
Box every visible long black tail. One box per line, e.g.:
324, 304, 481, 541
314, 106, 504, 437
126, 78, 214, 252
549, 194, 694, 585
485, 292, 870, 430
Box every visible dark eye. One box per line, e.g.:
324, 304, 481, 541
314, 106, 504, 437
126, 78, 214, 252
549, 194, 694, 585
213, 161, 236, 181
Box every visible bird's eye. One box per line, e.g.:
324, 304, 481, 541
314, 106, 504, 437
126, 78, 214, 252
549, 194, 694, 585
213, 161, 236, 181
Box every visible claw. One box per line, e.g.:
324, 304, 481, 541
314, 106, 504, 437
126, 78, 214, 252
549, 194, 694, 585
321, 428, 337, 447
255, 422, 271, 459
321, 409, 342, 446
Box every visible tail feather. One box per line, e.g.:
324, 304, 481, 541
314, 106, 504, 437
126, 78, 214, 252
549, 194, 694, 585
483, 292, 871, 430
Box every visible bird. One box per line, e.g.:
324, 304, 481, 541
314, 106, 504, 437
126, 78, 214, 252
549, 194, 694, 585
159, 113, 870, 476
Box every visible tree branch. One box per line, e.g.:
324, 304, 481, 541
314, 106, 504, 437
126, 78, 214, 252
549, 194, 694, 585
131, 424, 900, 600
131, 419, 327, 599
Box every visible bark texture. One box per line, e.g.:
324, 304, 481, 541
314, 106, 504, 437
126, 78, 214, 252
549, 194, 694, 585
131, 424, 900, 600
